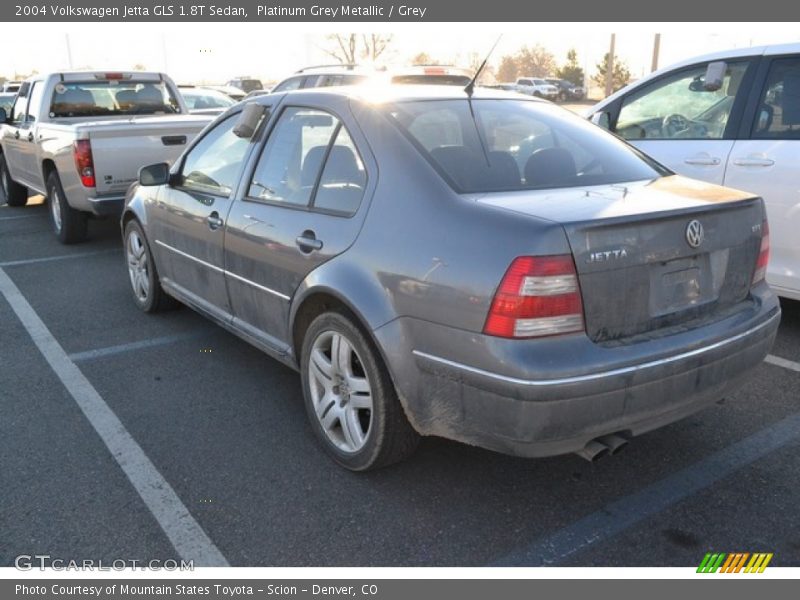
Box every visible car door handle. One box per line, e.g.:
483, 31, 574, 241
13, 130, 19, 139
732, 157, 774, 167
295, 231, 323, 253
683, 156, 720, 166
26, 132, 33, 142
207, 212, 224, 230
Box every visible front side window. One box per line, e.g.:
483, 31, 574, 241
247, 107, 367, 215
387, 99, 666, 193
751, 58, 800, 139
616, 61, 749, 140
180, 115, 251, 196
50, 80, 180, 118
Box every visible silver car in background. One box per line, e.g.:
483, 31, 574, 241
122, 86, 779, 470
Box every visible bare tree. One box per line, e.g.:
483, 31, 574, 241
496, 55, 519, 82
362, 34, 393, 61
515, 45, 557, 78
323, 33, 393, 64
411, 52, 435, 66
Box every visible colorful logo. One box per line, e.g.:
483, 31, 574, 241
697, 552, 773, 573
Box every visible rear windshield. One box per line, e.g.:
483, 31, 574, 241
50, 81, 181, 118
385, 99, 667, 193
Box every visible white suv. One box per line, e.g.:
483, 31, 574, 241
588, 43, 800, 301
515, 77, 559, 99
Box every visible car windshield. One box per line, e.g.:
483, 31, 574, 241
50, 81, 181, 117
386, 99, 667, 193
182, 88, 236, 110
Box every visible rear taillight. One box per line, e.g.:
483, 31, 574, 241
752, 220, 770, 286
72, 140, 95, 188
484, 255, 585, 339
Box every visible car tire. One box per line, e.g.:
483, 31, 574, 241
123, 219, 178, 313
300, 311, 419, 471
0, 154, 28, 207
46, 171, 88, 244
533, 91, 542, 98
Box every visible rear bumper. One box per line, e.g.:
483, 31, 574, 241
85, 194, 125, 216
377, 291, 780, 458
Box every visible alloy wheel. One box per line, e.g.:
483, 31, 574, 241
126, 229, 150, 303
308, 331, 374, 453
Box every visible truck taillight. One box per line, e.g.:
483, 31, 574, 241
752, 220, 770, 286
484, 255, 585, 339
72, 140, 95, 188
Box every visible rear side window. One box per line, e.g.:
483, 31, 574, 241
387, 99, 665, 193
50, 81, 180, 117
247, 107, 367, 215
751, 58, 800, 139
180, 115, 251, 197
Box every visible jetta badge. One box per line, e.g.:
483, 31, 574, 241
686, 219, 704, 249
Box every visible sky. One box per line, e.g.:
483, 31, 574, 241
4, 22, 800, 87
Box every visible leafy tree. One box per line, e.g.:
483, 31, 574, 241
496, 55, 519, 82
411, 52, 435, 66
593, 52, 632, 93
515, 45, 556, 78
556, 49, 584, 86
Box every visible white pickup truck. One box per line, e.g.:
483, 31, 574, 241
0, 71, 213, 243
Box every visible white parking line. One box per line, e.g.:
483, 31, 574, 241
765, 354, 800, 373
0, 249, 119, 267
0, 267, 229, 567
492, 410, 800, 566
70, 331, 207, 362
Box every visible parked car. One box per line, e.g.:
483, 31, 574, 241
546, 78, 586, 101
225, 77, 263, 94
0, 71, 212, 243
270, 65, 372, 93
587, 42, 800, 301
388, 65, 473, 86
485, 83, 521, 92
515, 77, 559, 99
179, 85, 237, 115
122, 86, 779, 470
205, 85, 247, 101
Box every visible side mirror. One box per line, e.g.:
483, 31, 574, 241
0, 108, 6, 123
138, 162, 170, 186
590, 111, 611, 130
702, 61, 726, 92
233, 103, 267, 139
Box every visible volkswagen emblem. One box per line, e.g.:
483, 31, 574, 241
686, 219, 704, 248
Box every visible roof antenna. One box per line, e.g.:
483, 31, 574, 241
465, 35, 502, 97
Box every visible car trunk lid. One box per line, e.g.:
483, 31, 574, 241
475, 175, 764, 343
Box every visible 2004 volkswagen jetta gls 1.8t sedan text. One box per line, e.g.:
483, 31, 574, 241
122, 86, 780, 470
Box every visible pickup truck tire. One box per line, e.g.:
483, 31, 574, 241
300, 311, 419, 471
0, 155, 28, 207
46, 171, 88, 244
123, 219, 178, 313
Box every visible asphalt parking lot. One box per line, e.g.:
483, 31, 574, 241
1, 195, 799, 568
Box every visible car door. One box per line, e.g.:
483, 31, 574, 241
724, 55, 800, 299
608, 59, 755, 184
2, 83, 31, 184
16, 80, 45, 188
224, 104, 371, 348
150, 112, 255, 317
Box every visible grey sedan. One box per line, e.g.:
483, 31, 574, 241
122, 86, 780, 470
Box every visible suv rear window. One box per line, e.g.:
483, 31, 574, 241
386, 99, 667, 193
50, 81, 180, 117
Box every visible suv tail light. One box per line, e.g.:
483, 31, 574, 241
73, 140, 95, 188
752, 220, 770, 286
484, 255, 585, 339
